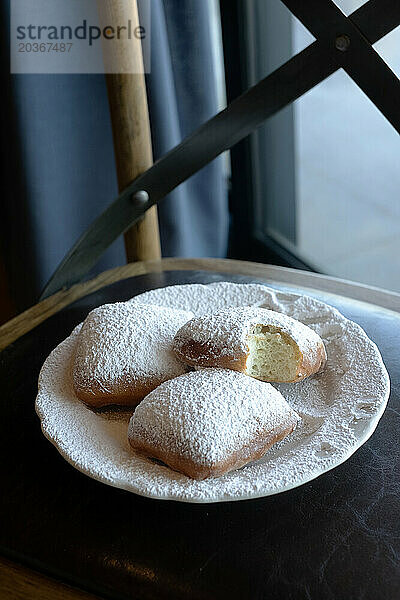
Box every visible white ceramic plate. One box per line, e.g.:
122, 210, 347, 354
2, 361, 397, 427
36, 282, 390, 503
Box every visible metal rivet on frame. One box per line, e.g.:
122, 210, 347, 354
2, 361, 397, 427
131, 190, 149, 205
335, 34, 351, 52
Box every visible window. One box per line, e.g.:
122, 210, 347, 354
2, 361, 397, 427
221, 0, 400, 292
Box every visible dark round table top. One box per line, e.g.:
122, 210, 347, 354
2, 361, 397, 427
1, 268, 399, 600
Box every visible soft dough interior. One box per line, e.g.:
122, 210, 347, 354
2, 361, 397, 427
245, 324, 301, 382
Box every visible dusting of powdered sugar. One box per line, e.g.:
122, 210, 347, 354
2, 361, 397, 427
128, 369, 299, 467
173, 306, 324, 365
73, 302, 194, 394
36, 282, 390, 503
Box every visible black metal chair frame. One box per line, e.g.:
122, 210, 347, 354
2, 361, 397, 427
41, 0, 400, 299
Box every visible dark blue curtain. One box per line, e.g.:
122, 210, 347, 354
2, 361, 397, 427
4, 0, 228, 309
144, 0, 228, 257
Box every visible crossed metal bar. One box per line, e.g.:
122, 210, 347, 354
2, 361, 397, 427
281, 0, 400, 132
40, 0, 400, 299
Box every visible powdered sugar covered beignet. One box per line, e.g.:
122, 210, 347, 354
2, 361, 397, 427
173, 306, 326, 383
73, 302, 194, 408
128, 368, 300, 480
